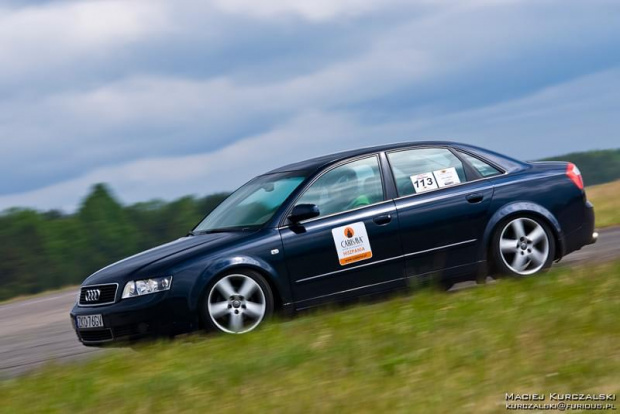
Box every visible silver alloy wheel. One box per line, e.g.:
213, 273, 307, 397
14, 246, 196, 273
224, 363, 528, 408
499, 217, 550, 275
207, 274, 266, 334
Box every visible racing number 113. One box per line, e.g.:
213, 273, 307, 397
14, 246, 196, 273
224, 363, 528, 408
414, 177, 435, 190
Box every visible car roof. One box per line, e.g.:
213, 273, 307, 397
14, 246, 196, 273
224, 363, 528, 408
266, 141, 525, 175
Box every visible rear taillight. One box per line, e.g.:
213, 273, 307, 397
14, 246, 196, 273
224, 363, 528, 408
566, 163, 584, 190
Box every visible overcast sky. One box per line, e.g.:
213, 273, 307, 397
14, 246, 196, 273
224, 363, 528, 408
1, 0, 619, 212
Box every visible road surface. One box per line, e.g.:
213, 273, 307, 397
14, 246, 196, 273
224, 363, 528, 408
1, 227, 618, 379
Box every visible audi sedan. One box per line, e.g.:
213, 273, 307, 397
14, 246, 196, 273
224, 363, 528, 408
71, 142, 597, 345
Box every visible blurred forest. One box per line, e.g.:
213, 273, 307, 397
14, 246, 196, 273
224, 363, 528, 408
0, 184, 227, 301
0, 148, 618, 301
543, 148, 620, 185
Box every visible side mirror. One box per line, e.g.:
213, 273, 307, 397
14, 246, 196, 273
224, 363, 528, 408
288, 204, 320, 224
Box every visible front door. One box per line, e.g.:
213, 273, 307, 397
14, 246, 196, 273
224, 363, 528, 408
279, 155, 404, 307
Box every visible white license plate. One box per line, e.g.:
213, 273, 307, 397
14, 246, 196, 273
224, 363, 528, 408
76, 314, 104, 329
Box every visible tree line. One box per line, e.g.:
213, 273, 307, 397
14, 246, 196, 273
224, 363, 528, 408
0, 184, 227, 301
543, 148, 620, 186
1, 148, 618, 302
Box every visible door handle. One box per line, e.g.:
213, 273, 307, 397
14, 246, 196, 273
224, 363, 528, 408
373, 214, 392, 225
466, 193, 484, 203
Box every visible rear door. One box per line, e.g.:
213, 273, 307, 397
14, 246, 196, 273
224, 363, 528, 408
385, 147, 496, 283
279, 155, 405, 307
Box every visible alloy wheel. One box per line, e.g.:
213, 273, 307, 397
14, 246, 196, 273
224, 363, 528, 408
499, 217, 550, 275
207, 274, 267, 334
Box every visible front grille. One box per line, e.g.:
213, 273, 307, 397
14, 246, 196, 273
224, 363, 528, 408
79, 284, 118, 306
79, 329, 113, 342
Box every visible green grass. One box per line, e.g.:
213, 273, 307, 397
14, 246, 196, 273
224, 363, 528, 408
588, 180, 620, 228
2, 263, 620, 413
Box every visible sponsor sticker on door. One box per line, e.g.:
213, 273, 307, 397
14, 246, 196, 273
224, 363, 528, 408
331, 222, 373, 266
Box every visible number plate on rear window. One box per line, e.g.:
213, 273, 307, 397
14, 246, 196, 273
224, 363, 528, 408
76, 314, 104, 329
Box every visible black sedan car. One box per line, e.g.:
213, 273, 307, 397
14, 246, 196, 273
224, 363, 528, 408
71, 142, 597, 345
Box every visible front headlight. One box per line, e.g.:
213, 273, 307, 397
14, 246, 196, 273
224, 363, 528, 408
122, 276, 173, 299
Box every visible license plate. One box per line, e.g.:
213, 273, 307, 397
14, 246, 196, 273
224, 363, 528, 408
76, 314, 104, 329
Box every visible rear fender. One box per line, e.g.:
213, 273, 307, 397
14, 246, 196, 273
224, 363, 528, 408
480, 202, 564, 262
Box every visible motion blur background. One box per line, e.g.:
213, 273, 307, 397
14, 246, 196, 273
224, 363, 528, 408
1, 0, 620, 301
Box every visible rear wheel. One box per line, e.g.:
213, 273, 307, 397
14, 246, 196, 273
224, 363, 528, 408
492, 216, 555, 276
202, 270, 274, 334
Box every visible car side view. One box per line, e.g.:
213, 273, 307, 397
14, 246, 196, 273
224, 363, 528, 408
70, 142, 597, 345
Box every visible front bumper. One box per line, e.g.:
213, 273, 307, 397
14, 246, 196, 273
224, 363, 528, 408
70, 291, 191, 346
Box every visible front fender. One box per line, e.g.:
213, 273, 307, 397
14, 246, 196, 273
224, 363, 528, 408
188, 255, 290, 312
480, 201, 565, 262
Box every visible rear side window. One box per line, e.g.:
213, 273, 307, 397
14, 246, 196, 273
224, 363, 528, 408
457, 151, 502, 177
387, 148, 467, 196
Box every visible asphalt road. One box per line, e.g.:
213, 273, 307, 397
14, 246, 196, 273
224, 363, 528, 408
1, 227, 619, 379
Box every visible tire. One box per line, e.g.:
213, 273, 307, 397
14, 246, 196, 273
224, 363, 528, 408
437, 278, 455, 291
201, 270, 274, 334
491, 216, 556, 277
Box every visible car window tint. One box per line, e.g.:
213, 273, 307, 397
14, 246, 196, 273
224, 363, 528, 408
387, 148, 467, 196
296, 156, 384, 218
457, 151, 502, 177
195, 173, 305, 231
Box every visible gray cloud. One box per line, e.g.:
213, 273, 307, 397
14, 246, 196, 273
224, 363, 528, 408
0, 0, 618, 211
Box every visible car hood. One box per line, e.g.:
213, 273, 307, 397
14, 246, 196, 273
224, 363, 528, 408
83, 232, 244, 285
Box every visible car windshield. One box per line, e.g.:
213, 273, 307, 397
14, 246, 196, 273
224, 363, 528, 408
193, 172, 306, 232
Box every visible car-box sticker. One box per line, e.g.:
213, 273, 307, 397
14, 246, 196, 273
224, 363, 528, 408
433, 167, 461, 188
410, 172, 438, 193
331, 222, 373, 266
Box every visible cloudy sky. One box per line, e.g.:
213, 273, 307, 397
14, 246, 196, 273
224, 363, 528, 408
1, 0, 618, 212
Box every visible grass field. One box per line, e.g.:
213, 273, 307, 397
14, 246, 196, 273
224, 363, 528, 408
587, 180, 620, 228
1, 262, 619, 413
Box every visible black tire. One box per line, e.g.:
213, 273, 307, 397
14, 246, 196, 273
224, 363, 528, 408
201, 269, 274, 334
491, 215, 556, 277
437, 278, 455, 291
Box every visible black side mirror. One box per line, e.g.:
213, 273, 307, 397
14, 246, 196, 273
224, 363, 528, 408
288, 204, 320, 224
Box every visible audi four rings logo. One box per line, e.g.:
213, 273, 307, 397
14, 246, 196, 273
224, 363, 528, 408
85, 289, 101, 302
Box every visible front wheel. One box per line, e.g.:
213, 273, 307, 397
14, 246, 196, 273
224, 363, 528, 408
492, 216, 555, 276
202, 270, 274, 334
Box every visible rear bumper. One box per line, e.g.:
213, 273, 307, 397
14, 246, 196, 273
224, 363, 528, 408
589, 231, 599, 245
563, 200, 596, 255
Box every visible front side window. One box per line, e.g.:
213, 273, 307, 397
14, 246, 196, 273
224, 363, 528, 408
387, 148, 468, 196
295, 156, 384, 218
194, 172, 306, 232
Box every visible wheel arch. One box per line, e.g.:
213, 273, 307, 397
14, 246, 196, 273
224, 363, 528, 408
191, 256, 287, 319
481, 202, 564, 265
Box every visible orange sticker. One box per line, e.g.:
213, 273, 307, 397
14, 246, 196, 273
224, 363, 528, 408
331, 222, 373, 266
